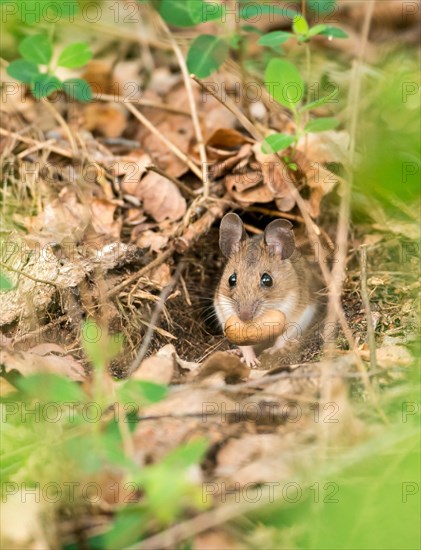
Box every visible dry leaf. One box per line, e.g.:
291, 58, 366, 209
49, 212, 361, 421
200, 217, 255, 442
114, 152, 152, 195
135, 229, 169, 252
150, 263, 172, 286
1, 491, 49, 550
134, 344, 175, 384
82, 104, 127, 138
206, 128, 253, 149
90, 198, 122, 239
254, 145, 296, 211
195, 351, 250, 384
30, 188, 90, 241
216, 434, 292, 486
0, 348, 85, 381
136, 172, 186, 222
360, 344, 413, 368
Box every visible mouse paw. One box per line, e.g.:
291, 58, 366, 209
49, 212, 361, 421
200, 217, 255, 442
239, 346, 260, 368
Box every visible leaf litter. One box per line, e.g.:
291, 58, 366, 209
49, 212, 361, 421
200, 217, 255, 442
0, 8, 419, 548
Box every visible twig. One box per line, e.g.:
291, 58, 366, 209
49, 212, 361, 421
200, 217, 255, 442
146, 164, 196, 198
16, 139, 57, 159
360, 245, 377, 369
0, 128, 73, 159
159, 18, 209, 195
0, 261, 58, 288
106, 247, 174, 298
128, 499, 261, 550
123, 101, 203, 180
191, 75, 262, 141
40, 98, 78, 155
96, 93, 191, 116
323, 1, 377, 370
126, 262, 185, 376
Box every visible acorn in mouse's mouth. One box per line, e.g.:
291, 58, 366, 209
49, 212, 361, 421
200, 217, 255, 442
224, 309, 286, 346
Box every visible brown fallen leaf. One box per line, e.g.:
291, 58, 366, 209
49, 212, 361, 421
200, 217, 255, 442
215, 434, 293, 487
82, 103, 127, 138
133, 344, 175, 384
90, 198, 122, 240
195, 351, 250, 385
135, 172, 187, 222
150, 263, 172, 287
0, 348, 85, 381
113, 152, 152, 195
359, 344, 413, 368
0, 491, 49, 550
134, 229, 169, 252
253, 144, 296, 212
26, 187, 90, 242
206, 128, 254, 149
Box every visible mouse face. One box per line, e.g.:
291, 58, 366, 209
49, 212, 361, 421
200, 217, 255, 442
215, 214, 300, 324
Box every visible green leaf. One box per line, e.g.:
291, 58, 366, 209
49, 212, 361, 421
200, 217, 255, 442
187, 35, 229, 78
265, 58, 304, 111
319, 26, 349, 39
262, 134, 296, 154
104, 506, 147, 549
81, 320, 123, 370
305, 117, 339, 133
159, 0, 202, 27
0, 272, 14, 291
19, 34, 52, 65
229, 33, 242, 50
258, 31, 293, 47
31, 74, 61, 99
6, 59, 40, 84
117, 380, 168, 407
307, 24, 328, 37
62, 78, 93, 102
241, 25, 264, 36
164, 438, 208, 468
57, 43, 92, 69
300, 89, 339, 112
293, 15, 309, 35
16, 373, 84, 403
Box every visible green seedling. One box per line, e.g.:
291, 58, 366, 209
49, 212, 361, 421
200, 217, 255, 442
6, 34, 93, 101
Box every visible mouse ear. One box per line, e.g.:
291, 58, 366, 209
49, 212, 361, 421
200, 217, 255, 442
264, 219, 295, 259
219, 213, 246, 257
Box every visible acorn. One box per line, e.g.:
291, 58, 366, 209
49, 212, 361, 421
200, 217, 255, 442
224, 310, 286, 346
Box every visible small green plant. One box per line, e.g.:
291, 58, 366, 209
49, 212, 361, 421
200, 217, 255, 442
144, 1, 346, 159
6, 33, 93, 101
1, 320, 208, 548
262, 56, 339, 155
0, 271, 14, 291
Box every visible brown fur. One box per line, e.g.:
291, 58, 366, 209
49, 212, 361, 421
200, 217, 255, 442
214, 214, 323, 367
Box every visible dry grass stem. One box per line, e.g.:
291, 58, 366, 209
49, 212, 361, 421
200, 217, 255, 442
159, 20, 209, 195
126, 262, 185, 376
191, 74, 262, 141
123, 101, 203, 180
360, 245, 378, 369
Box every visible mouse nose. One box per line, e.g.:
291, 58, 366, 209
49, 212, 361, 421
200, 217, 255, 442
238, 305, 255, 322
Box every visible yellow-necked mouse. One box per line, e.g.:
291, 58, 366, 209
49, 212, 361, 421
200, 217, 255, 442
214, 213, 321, 367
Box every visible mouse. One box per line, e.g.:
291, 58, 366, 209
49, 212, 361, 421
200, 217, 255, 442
214, 213, 322, 367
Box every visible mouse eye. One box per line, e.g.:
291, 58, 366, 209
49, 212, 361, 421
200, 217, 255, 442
260, 273, 273, 287
228, 273, 237, 287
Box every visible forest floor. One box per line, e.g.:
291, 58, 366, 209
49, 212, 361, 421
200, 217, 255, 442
0, 2, 420, 549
